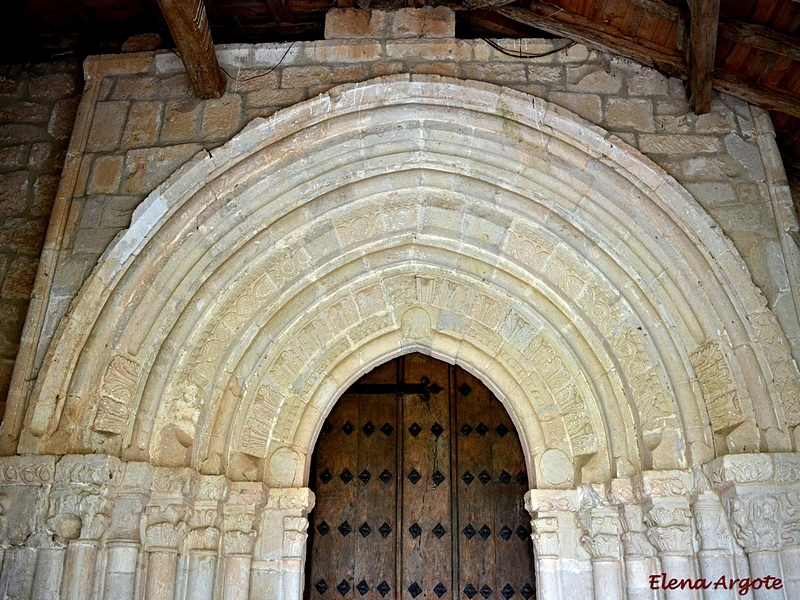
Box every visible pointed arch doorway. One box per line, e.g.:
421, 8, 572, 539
306, 353, 536, 600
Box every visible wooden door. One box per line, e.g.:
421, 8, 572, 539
306, 353, 535, 600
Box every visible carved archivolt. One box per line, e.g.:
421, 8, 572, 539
12, 76, 800, 486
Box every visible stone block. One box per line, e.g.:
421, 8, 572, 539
638, 134, 721, 155
566, 65, 622, 93
684, 182, 738, 205
32, 174, 60, 216
113, 76, 159, 100
386, 39, 472, 61
201, 95, 243, 139
157, 74, 194, 99
526, 65, 563, 84
548, 92, 603, 123
388, 7, 455, 39
0, 172, 29, 217
459, 62, 526, 82
246, 88, 307, 108
324, 8, 387, 39
302, 40, 383, 64
410, 63, 460, 78
27, 142, 53, 170
0, 102, 50, 124
0, 145, 27, 170
627, 70, 669, 96
0, 124, 47, 146
86, 101, 129, 151
28, 72, 78, 99
0, 218, 47, 255
1, 257, 38, 300
605, 98, 654, 132
120, 144, 203, 195
371, 62, 405, 78
122, 101, 163, 148
47, 97, 80, 140
281, 66, 332, 88
161, 99, 203, 141
87, 155, 124, 194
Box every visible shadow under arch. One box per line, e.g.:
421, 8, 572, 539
9, 75, 798, 492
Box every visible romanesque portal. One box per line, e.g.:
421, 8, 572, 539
0, 77, 798, 599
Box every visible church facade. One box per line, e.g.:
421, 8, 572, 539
0, 7, 798, 600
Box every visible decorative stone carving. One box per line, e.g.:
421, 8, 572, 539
705, 454, 774, 486
531, 516, 560, 557
690, 339, 746, 435
92, 354, 140, 435
282, 516, 308, 559
0, 456, 55, 484
240, 385, 282, 457
729, 492, 800, 552
187, 475, 228, 553
644, 504, 693, 554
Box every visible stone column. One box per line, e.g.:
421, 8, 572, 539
185, 475, 229, 600
50, 456, 121, 600
143, 468, 196, 600
639, 471, 696, 600
729, 494, 788, 600
708, 453, 798, 600
0, 457, 55, 600
525, 489, 591, 600
251, 487, 314, 600
221, 482, 264, 600
692, 468, 739, 600
578, 485, 624, 600
608, 477, 658, 600
103, 462, 153, 600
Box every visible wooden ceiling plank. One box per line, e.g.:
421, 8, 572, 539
266, 0, 294, 23
687, 0, 720, 114
156, 0, 226, 99
626, 0, 680, 22
713, 70, 800, 119
718, 19, 800, 62
496, 4, 686, 76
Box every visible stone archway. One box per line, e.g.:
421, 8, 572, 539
2, 75, 800, 600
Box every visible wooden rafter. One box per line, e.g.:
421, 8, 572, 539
497, 4, 800, 123
496, 4, 686, 77
718, 19, 800, 63
686, 0, 720, 114
156, 0, 226, 99
714, 71, 800, 119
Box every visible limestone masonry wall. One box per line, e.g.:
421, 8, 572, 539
33, 30, 800, 383
0, 61, 82, 416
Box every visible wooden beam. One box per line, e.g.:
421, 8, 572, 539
686, 0, 720, 114
156, 0, 226, 99
496, 4, 686, 77
713, 71, 800, 119
718, 19, 800, 62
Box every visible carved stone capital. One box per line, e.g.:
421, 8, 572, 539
621, 531, 656, 558
530, 516, 559, 557
145, 521, 189, 553
266, 487, 314, 514
223, 529, 255, 556
729, 491, 800, 552
581, 533, 622, 560
47, 485, 113, 542
633, 470, 692, 500
55, 455, 123, 487
643, 501, 693, 555
282, 516, 308, 558
525, 489, 580, 515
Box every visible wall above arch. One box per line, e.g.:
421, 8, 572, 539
8, 75, 800, 487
